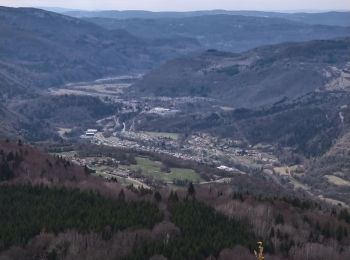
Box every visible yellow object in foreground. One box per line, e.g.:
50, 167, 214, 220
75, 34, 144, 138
254, 241, 264, 260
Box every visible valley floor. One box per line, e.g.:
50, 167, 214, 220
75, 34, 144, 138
45, 76, 350, 208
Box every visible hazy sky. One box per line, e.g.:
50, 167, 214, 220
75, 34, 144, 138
0, 0, 348, 11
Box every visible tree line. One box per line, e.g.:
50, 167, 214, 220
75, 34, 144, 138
0, 185, 162, 250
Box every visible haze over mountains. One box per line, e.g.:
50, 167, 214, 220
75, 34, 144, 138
1, 6, 350, 100
86, 15, 350, 52
63, 9, 350, 27
0, 7, 198, 98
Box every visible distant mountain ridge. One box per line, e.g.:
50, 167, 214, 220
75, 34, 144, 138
63, 10, 350, 27
1, 7, 349, 99
86, 14, 350, 52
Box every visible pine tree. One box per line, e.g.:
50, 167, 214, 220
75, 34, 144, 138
154, 191, 162, 203
168, 191, 179, 203
84, 165, 90, 175
187, 182, 195, 199
0, 161, 14, 181
322, 222, 331, 238
337, 225, 344, 241
6, 152, 14, 162
275, 213, 284, 225
118, 189, 125, 202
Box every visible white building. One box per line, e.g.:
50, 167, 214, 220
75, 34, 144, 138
147, 107, 179, 115
85, 129, 98, 137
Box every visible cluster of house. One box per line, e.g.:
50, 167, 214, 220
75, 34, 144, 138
82, 129, 98, 138
216, 165, 245, 174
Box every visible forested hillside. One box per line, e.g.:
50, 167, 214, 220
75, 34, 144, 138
131, 38, 350, 107
0, 185, 162, 250
1, 141, 350, 259
0, 7, 199, 98
12, 95, 119, 141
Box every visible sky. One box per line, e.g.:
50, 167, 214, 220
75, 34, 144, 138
0, 0, 348, 12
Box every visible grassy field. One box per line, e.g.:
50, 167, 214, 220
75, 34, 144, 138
128, 156, 201, 184
51, 151, 77, 158
324, 175, 350, 187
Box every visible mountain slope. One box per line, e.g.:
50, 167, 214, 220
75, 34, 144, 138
131, 38, 350, 108
0, 7, 199, 97
86, 14, 350, 52
1, 140, 350, 260
0, 105, 18, 138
